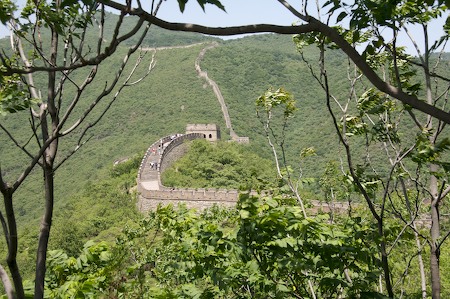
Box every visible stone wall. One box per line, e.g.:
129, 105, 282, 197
159, 133, 204, 173
138, 133, 238, 211
137, 184, 238, 212
137, 135, 356, 214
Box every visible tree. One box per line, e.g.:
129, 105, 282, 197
94, 1, 448, 297
0, 0, 168, 297
0, 0, 225, 297
98, 200, 384, 298
288, 2, 450, 297
99, 0, 450, 123
1, 0, 449, 297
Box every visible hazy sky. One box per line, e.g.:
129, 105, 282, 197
157, 0, 298, 26
0, 0, 297, 37
0, 0, 448, 54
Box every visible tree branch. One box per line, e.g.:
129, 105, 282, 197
0, 123, 37, 163
95, 0, 450, 124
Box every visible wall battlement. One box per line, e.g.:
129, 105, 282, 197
136, 133, 359, 215
137, 184, 238, 212
137, 132, 239, 211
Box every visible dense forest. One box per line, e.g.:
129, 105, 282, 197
0, 22, 355, 223
1, 1, 450, 298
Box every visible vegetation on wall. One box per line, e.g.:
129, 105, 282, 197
161, 139, 276, 190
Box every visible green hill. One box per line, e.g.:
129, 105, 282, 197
1, 13, 449, 224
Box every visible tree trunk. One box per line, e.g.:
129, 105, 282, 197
34, 24, 59, 298
402, 179, 427, 298
428, 161, 440, 299
34, 162, 55, 299
430, 198, 441, 299
3, 191, 24, 298
414, 229, 427, 299
379, 220, 394, 298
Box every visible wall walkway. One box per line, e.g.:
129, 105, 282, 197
136, 134, 356, 213
137, 133, 240, 212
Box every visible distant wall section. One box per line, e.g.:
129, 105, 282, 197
137, 132, 240, 212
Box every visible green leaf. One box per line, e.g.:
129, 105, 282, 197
276, 283, 290, 292
177, 0, 188, 12
205, 0, 225, 11
239, 209, 250, 219
337, 11, 347, 22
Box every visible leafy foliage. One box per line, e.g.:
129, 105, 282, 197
45, 241, 114, 298
177, 0, 225, 12
0, 67, 39, 115
161, 139, 276, 190
0, 2, 449, 296
89, 195, 384, 298
0, 0, 14, 24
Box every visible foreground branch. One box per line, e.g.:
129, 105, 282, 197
97, 0, 450, 124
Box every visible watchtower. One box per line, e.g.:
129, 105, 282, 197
186, 124, 221, 141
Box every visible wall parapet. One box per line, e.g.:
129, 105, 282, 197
159, 133, 204, 173
138, 133, 236, 211
137, 181, 239, 212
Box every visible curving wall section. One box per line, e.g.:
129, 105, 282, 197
136, 134, 369, 217
137, 133, 239, 212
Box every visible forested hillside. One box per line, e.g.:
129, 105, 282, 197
0, 28, 225, 223
201, 34, 347, 175
0, 22, 350, 224
1, 4, 450, 297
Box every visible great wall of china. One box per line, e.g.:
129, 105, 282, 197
135, 132, 432, 228
136, 42, 244, 211
137, 133, 240, 212
134, 42, 433, 228
136, 132, 353, 213
134, 42, 434, 228
135, 42, 352, 213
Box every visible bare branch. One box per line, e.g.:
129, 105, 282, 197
0, 122, 35, 156
12, 23, 40, 100
437, 229, 450, 250
0, 210, 9, 249
94, 0, 450, 124
56, 49, 156, 170
440, 185, 450, 200
11, 130, 59, 192
54, 136, 92, 171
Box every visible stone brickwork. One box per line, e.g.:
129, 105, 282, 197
137, 184, 238, 212
137, 132, 240, 211
137, 133, 358, 215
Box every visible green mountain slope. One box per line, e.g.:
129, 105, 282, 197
1, 16, 449, 225
0, 40, 223, 224
201, 34, 346, 174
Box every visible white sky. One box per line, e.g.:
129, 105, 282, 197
157, 0, 298, 26
1, 0, 448, 54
